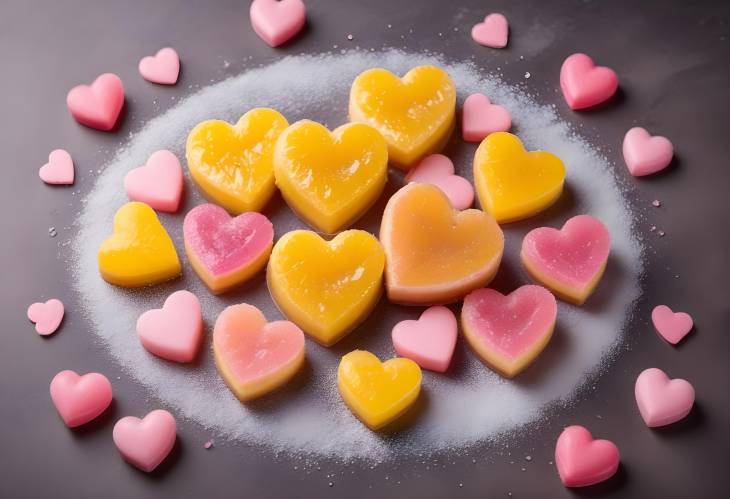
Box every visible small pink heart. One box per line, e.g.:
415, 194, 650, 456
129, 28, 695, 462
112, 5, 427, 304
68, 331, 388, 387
250, 0, 306, 48
651, 305, 693, 345
391, 306, 457, 372
50, 370, 113, 428
623, 127, 674, 177
635, 368, 695, 427
404, 154, 474, 210
560, 53, 618, 110
27, 298, 64, 336
462, 93, 512, 143
139, 47, 180, 85
555, 425, 620, 488
66, 73, 124, 131
471, 13, 509, 49
39, 149, 74, 185
113, 409, 176, 473
124, 150, 184, 213
136, 290, 203, 363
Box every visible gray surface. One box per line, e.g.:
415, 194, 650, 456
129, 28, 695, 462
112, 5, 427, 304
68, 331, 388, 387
1, 0, 729, 497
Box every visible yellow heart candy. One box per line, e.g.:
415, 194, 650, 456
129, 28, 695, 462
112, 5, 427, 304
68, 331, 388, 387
337, 350, 422, 430
473, 132, 566, 223
273, 120, 388, 234
349, 65, 456, 169
186, 108, 288, 214
98, 202, 181, 287
267, 230, 385, 346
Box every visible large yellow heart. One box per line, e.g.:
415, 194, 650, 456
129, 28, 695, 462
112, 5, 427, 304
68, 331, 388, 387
98, 202, 181, 287
267, 230, 385, 346
380, 183, 504, 305
473, 132, 566, 223
273, 120, 388, 234
349, 65, 456, 169
337, 350, 422, 430
186, 108, 288, 214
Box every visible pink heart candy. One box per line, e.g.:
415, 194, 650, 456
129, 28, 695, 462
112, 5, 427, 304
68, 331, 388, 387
124, 150, 184, 213
113, 409, 176, 473
50, 370, 113, 428
651, 305, 693, 345
462, 93, 512, 143
250, 0, 306, 48
555, 425, 620, 488
27, 298, 64, 336
391, 306, 457, 373
560, 53, 618, 110
136, 290, 203, 363
66, 73, 124, 131
623, 127, 674, 177
39, 149, 74, 185
635, 368, 695, 427
139, 47, 180, 85
404, 154, 474, 210
471, 13, 509, 49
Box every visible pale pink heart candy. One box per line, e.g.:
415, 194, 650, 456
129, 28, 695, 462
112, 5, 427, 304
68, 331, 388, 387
651, 305, 693, 345
404, 154, 474, 210
462, 93, 512, 143
50, 370, 113, 428
623, 127, 674, 177
138, 47, 180, 85
635, 368, 695, 427
27, 298, 64, 336
66, 73, 124, 131
391, 306, 457, 372
136, 290, 203, 363
113, 409, 176, 473
560, 53, 618, 110
39, 149, 74, 185
250, 0, 306, 48
471, 13, 509, 49
124, 150, 184, 213
555, 425, 620, 487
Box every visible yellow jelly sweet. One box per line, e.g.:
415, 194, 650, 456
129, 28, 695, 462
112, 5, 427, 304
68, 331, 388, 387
337, 350, 422, 430
267, 230, 385, 346
349, 65, 456, 169
186, 108, 288, 214
98, 202, 181, 287
473, 132, 566, 223
273, 120, 388, 234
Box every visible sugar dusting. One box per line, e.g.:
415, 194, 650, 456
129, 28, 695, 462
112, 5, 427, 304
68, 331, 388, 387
72, 50, 642, 462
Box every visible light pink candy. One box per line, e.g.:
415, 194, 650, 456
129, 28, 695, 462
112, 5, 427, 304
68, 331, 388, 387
635, 368, 695, 427
50, 370, 113, 428
113, 409, 176, 473
139, 47, 180, 85
136, 290, 203, 363
623, 127, 674, 177
652, 305, 693, 345
124, 150, 184, 213
404, 154, 474, 210
39, 149, 74, 185
560, 53, 618, 110
471, 13, 509, 49
27, 298, 64, 336
66, 73, 124, 131
555, 425, 620, 488
462, 93, 511, 143
391, 306, 457, 372
250, 0, 306, 48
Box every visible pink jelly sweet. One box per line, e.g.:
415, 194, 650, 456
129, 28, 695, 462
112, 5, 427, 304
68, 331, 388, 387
136, 290, 203, 363
27, 298, 64, 336
560, 53, 618, 110
124, 150, 184, 213
250, 0, 306, 47
555, 425, 620, 487
39, 149, 74, 185
404, 154, 474, 211
635, 368, 695, 427
139, 47, 180, 85
113, 409, 177, 473
651, 305, 693, 345
49, 370, 113, 428
391, 306, 457, 372
462, 93, 511, 142
623, 127, 674, 177
66, 73, 124, 131
471, 13, 509, 49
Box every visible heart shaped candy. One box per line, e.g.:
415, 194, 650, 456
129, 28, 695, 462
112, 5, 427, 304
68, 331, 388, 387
474, 132, 566, 223
471, 13, 509, 49
27, 298, 64, 336
404, 154, 474, 211
555, 425, 620, 487
213, 303, 305, 401
623, 127, 674, 177
462, 93, 511, 143
50, 370, 113, 427
461, 285, 557, 378
250, 0, 306, 47
560, 53, 618, 110
391, 306, 457, 373
651, 305, 693, 345
184, 204, 273, 294
635, 368, 695, 427
66, 73, 124, 131
113, 410, 176, 473
136, 290, 203, 363
39, 149, 74, 185
124, 150, 184, 213
139, 47, 180, 85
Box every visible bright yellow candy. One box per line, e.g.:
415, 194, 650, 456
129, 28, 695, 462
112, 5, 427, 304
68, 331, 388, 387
273, 120, 388, 234
473, 132, 566, 223
98, 202, 181, 287
186, 108, 288, 214
267, 230, 385, 346
337, 350, 422, 430
349, 65, 456, 169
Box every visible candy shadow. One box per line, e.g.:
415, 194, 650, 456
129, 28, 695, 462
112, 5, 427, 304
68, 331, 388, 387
651, 402, 704, 435
635, 153, 681, 180
569, 463, 628, 497
144, 437, 183, 480
69, 398, 118, 437
241, 358, 314, 414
